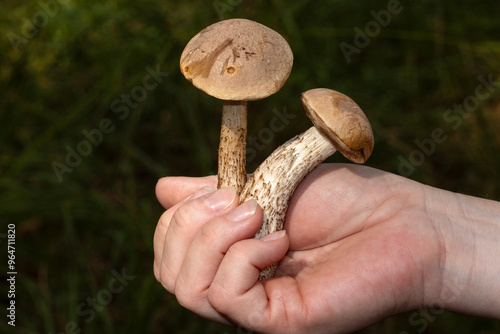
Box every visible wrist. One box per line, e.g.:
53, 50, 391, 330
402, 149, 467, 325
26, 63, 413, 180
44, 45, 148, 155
423, 186, 500, 318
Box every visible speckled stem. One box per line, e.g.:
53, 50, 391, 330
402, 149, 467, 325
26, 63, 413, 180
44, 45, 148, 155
218, 101, 247, 195
240, 126, 337, 280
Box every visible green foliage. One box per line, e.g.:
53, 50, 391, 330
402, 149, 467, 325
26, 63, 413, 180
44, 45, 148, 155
1, 0, 499, 333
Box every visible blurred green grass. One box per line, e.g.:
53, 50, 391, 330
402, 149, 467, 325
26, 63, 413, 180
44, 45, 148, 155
1, 0, 500, 333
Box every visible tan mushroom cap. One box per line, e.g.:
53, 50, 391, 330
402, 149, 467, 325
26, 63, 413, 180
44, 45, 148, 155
180, 18, 293, 101
301, 88, 374, 163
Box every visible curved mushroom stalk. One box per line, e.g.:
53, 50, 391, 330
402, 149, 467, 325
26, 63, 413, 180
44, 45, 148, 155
239, 127, 336, 280
240, 88, 374, 280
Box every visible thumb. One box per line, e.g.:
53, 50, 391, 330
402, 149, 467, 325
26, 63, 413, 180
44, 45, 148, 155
156, 175, 217, 209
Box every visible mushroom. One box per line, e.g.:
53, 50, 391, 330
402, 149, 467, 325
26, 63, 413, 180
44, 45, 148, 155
239, 88, 375, 280
180, 19, 293, 194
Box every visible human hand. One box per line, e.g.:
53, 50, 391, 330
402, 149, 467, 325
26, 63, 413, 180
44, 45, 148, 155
153, 164, 500, 333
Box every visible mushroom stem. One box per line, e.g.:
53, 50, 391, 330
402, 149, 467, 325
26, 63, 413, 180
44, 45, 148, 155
239, 126, 337, 280
218, 100, 248, 194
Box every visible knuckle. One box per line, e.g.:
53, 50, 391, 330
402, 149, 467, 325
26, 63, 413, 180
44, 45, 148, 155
207, 280, 232, 311
174, 275, 198, 309
171, 203, 194, 230
174, 290, 190, 309
157, 210, 172, 230
198, 222, 220, 246
226, 239, 249, 259
158, 262, 176, 294
171, 197, 210, 231
153, 263, 160, 282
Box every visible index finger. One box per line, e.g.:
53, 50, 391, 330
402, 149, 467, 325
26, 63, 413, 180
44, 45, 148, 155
156, 175, 218, 209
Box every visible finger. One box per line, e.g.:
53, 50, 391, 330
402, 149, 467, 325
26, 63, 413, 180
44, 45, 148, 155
156, 187, 238, 292
153, 186, 215, 279
174, 199, 263, 323
156, 175, 218, 209
207, 230, 290, 331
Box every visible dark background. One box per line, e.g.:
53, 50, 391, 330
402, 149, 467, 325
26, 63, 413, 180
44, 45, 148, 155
1, 0, 500, 333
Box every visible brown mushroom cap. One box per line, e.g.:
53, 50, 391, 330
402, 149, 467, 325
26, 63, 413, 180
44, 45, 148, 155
301, 88, 374, 163
180, 18, 293, 101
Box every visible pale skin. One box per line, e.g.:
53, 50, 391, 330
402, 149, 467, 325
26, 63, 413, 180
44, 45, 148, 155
153, 164, 500, 333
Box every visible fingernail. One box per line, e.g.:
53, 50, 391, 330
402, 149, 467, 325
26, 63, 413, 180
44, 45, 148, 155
227, 199, 258, 222
204, 187, 236, 211
260, 230, 286, 242
201, 185, 216, 193
184, 186, 215, 202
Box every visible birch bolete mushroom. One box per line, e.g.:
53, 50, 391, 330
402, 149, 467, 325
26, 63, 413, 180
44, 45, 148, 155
180, 19, 293, 194
239, 88, 374, 280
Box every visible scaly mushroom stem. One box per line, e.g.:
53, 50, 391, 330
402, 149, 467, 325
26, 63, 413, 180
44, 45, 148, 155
238, 88, 374, 280
218, 101, 248, 194
240, 126, 337, 280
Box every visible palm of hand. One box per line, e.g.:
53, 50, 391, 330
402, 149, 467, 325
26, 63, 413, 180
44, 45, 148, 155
264, 164, 440, 333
